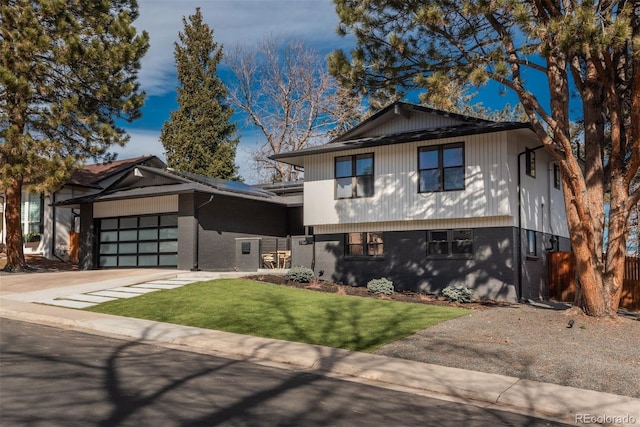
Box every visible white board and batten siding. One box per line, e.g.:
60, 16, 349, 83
506, 132, 570, 237
304, 132, 515, 232
94, 195, 179, 218
358, 112, 465, 138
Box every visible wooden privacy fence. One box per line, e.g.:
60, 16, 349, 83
548, 252, 640, 311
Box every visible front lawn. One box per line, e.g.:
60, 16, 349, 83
87, 279, 470, 352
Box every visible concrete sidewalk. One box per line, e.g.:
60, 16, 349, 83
1, 270, 638, 426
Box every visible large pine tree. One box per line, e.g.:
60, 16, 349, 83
160, 8, 239, 179
0, 0, 149, 271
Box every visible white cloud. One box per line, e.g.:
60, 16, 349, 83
113, 129, 166, 160
136, 0, 343, 96
119, 1, 348, 183
118, 129, 264, 184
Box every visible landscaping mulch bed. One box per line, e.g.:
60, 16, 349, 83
247, 274, 510, 310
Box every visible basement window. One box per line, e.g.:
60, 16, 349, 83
346, 232, 383, 257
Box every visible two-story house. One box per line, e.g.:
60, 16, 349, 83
6, 101, 569, 303
272, 102, 570, 302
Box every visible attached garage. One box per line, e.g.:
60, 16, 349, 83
54, 165, 303, 272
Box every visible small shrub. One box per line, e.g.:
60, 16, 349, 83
367, 278, 394, 295
441, 285, 474, 303
285, 266, 315, 283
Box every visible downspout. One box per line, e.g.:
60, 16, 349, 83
311, 232, 316, 271
192, 195, 214, 271
0, 194, 5, 246
517, 145, 545, 302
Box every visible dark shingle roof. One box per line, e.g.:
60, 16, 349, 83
53, 165, 291, 208
65, 155, 163, 188
331, 101, 495, 143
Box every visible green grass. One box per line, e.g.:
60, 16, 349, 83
87, 279, 470, 352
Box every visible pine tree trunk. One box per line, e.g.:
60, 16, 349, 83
3, 178, 27, 272
604, 174, 633, 315
572, 242, 608, 317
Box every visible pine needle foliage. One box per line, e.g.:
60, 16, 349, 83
160, 8, 239, 179
0, 0, 149, 270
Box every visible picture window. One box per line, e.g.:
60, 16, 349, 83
336, 154, 374, 199
418, 143, 465, 192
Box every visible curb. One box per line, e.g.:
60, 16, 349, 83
1, 300, 639, 425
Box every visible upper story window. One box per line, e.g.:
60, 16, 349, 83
335, 153, 374, 199
418, 143, 465, 192
346, 232, 384, 257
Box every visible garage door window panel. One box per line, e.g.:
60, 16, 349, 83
118, 243, 137, 254
119, 230, 137, 241
139, 242, 158, 253
159, 228, 178, 240
159, 254, 177, 266
138, 255, 158, 266
100, 231, 118, 242
100, 256, 117, 267
118, 255, 137, 267
139, 229, 158, 240
159, 241, 178, 253
139, 216, 158, 228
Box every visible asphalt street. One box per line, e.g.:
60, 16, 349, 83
0, 319, 571, 427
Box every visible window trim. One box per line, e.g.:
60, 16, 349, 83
418, 142, 465, 193
335, 153, 374, 199
426, 229, 473, 258
345, 232, 384, 258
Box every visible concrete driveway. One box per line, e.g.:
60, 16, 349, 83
0, 269, 179, 299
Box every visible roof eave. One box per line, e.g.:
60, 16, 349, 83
272, 122, 532, 162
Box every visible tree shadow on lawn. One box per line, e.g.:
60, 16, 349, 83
252, 285, 470, 353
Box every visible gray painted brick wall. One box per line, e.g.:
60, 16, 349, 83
291, 236, 314, 268
178, 193, 197, 271
195, 193, 290, 271
314, 227, 521, 301
235, 238, 261, 271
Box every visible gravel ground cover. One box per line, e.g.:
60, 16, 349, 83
374, 302, 640, 398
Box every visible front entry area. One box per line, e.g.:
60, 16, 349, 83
97, 214, 178, 268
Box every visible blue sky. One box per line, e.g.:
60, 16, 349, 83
114, 0, 349, 182
115, 0, 522, 183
